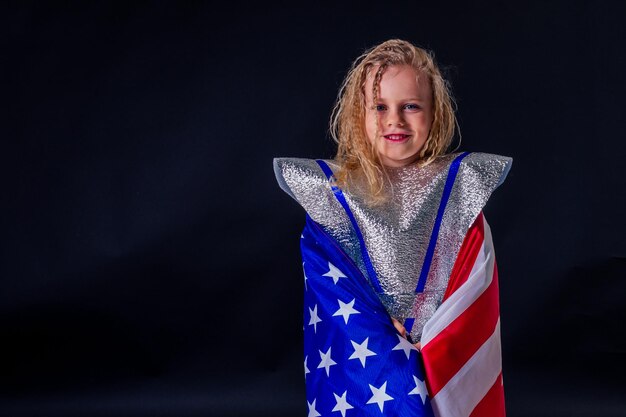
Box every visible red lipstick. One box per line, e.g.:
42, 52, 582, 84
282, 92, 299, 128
383, 134, 411, 142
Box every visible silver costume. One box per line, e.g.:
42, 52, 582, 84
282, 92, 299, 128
274, 152, 512, 342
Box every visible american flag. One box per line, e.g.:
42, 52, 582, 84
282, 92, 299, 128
301, 215, 434, 417
300, 211, 504, 417
421, 213, 506, 417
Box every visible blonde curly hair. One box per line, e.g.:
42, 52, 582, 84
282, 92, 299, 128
329, 39, 459, 203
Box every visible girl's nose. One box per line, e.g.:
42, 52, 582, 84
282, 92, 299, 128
386, 111, 405, 126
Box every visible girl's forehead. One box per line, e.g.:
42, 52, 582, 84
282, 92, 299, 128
364, 65, 430, 91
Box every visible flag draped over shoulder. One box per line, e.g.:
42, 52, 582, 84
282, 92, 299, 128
275, 153, 512, 417
301, 211, 506, 417
302, 215, 434, 417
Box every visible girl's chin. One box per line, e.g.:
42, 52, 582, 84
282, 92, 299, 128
380, 154, 420, 168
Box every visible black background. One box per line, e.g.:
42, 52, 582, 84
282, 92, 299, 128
3, 2, 626, 416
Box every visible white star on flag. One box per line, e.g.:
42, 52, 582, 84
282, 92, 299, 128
308, 304, 322, 333
366, 381, 394, 412
307, 398, 321, 417
317, 346, 337, 377
332, 298, 360, 324
408, 375, 428, 404
322, 262, 347, 284
348, 337, 377, 367
304, 356, 310, 376
332, 390, 354, 417
392, 334, 418, 359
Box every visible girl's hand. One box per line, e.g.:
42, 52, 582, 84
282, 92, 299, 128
391, 317, 407, 338
391, 317, 422, 350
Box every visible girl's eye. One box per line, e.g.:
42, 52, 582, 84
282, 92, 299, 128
375, 104, 387, 111
404, 103, 421, 111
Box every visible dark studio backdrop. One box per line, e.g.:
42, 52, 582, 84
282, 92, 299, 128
3, 2, 626, 416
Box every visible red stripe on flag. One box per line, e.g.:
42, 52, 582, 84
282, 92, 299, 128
469, 371, 506, 417
442, 213, 484, 303
422, 262, 500, 396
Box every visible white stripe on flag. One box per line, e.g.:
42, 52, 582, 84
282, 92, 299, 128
430, 319, 503, 417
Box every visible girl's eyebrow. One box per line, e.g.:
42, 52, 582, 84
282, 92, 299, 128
376, 96, 425, 102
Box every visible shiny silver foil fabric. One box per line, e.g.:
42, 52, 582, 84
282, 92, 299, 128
274, 152, 512, 342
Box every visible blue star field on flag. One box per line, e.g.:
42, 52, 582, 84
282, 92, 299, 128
301, 215, 434, 416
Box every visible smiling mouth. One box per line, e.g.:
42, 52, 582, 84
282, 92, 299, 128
384, 134, 411, 142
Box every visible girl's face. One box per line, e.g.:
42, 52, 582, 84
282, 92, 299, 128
364, 65, 433, 167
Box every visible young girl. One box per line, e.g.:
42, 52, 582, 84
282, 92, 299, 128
274, 39, 511, 417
